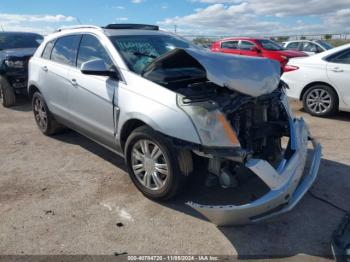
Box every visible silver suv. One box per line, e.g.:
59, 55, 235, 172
28, 24, 322, 225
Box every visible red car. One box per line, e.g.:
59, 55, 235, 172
211, 37, 307, 70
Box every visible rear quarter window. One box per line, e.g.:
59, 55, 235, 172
50, 35, 81, 66
41, 40, 55, 60
326, 49, 350, 64
221, 41, 239, 49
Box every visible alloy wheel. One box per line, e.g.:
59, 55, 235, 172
306, 88, 332, 114
33, 96, 48, 131
131, 139, 169, 191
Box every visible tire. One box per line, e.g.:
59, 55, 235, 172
32, 92, 63, 136
0, 76, 16, 107
125, 126, 190, 201
303, 85, 338, 117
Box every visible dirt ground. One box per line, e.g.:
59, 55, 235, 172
0, 98, 349, 260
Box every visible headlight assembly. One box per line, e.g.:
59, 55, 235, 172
177, 95, 240, 148
5, 60, 25, 69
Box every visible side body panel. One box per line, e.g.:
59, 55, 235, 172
37, 59, 71, 118
327, 61, 350, 109
67, 67, 119, 149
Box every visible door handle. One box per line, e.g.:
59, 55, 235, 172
71, 79, 78, 87
42, 66, 48, 72
331, 67, 344, 73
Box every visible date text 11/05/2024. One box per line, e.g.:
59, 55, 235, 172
127, 256, 220, 261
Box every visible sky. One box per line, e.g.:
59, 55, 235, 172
0, 0, 350, 36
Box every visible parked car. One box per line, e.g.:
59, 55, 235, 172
282, 43, 350, 117
28, 24, 321, 225
283, 40, 334, 56
0, 32, 43, 107
211, 37, 307, 70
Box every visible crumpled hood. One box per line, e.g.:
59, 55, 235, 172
143, 48, 281, 97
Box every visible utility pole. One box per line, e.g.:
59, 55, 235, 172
174, 25, 177, 34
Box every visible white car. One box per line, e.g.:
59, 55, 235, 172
283, 40, 334, 56
282, 43, 350, 117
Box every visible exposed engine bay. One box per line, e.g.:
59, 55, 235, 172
174, 81, 289, 189
144, 49, 290, 188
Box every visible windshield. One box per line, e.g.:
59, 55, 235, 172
0, 33, 43, 50
109, 34, 195, 74
315, 40, 333, 50
257, 39, 285, 51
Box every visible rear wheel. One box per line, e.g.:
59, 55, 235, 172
0, 77, 16, 107
125, 126, 190, 201
32, 92, 64, 135
303, 85, 338, 117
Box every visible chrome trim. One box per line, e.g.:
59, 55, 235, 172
114, 106, 120, 135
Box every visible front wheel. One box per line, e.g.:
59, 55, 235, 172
303, 85, 338, 117
125, 126, 190, 201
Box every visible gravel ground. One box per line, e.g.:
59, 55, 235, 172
0, 99, 349, 260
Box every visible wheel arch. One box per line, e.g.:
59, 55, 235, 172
120, 119, 148, 152
300, 81, 339, 105
28, 84, 41, 100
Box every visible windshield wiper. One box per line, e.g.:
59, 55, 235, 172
133, 51, 157, 59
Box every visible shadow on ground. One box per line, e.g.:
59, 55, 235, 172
322, 111, 350, 123
52, 129, 350, 259
6, 97, 32, 112
53, 130, 127, 170
295, 105, 350, 123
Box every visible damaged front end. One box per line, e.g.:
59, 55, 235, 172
144, 48, 322, 226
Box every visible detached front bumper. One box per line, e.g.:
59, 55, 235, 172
187, 118, 322, 226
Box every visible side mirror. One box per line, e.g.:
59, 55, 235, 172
81, 59, 119, 79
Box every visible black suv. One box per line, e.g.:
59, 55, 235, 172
0, 32, 43, 107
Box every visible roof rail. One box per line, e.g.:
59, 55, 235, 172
104, 24, 159, 31
55, 25, 102, 32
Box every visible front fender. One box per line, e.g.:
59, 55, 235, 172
116, 86, 201, 145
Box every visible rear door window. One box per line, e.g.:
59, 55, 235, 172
301, 42, 321, 53
51, 35, 81, 66
286, 42, 300, 50
239, 41, 255, 50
